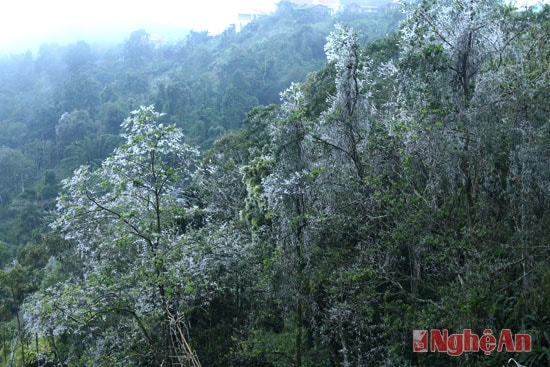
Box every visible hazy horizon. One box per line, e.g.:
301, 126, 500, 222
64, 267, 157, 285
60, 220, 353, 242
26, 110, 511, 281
0, 0, 546, 56
0, 0, 278, 55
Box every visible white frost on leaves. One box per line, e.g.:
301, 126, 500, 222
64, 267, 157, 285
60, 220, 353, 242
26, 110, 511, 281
27, 106, 212, 347
324, 23, 374, 114
280, 82, 305, 116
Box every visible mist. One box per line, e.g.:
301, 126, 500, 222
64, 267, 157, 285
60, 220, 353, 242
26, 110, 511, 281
1, 23, 195, 56
0, 0, 277, 55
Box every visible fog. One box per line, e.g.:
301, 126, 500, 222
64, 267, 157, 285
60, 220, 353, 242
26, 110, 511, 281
0, 0, 277, 54
1, 0, 546, 55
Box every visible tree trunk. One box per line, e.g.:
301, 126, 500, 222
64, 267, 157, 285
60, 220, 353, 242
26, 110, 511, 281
296, 299, 302, 367
16, 312, 25, 366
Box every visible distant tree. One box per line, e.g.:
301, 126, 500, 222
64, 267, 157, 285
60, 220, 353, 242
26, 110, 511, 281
34, 43, 67, 83
123, 71, 149, 95
185, 31, 210, 52
63, 41, 94, 72
55, 110, 104, 157
23, 139, 57, 174
0, 241, 10, 268
61, 73, 101, 114
61, 134, 120, 173
0, 121, 26, 148
0, 147, 34, 199
124, 29, 153, 66
221, 85, 259, 130
39, 170, 60, 203
98, 101, 128, 134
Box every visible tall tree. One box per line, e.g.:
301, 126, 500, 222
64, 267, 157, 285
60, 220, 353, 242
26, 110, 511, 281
319, 23, 374, 180
392, 1, 550, 364
263, 82, 314, 367
24, 106, 202, 366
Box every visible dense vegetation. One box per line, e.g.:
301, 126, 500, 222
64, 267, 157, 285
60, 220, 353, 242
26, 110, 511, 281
0, 1, 548, 366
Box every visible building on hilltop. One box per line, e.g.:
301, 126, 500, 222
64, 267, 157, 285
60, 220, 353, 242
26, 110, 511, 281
236, 8, 270, 32
234, 0, 339, 32
340, 0, 399, 13
233, 0, 399, 32
288, 0, 341, 13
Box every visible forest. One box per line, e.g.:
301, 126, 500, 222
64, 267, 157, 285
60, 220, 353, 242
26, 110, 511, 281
0, 0, 548, 366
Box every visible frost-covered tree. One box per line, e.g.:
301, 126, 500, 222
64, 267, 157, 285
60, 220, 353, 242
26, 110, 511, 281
398, 0, 517, 203
261, 82, 315, 367
391, 2, 550, 364
320, 23, 374, 179
399, 0, 549, 256
24, 106, 202, 366
309, 25, 396, 366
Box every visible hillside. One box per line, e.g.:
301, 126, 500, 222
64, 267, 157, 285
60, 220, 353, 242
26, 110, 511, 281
0, 3, 401, 246
0, 1, 548, 366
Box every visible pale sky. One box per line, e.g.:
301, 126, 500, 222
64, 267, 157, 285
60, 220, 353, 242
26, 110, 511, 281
0, 0, 278, 54
0, 0, 546, 54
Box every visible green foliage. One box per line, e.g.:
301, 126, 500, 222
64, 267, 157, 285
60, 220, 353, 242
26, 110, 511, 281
19, 106, 206, 366
240, 157, 274, 228
0, 3, 548, 366
0, 242, 10, 268
124, 29, 153, 67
